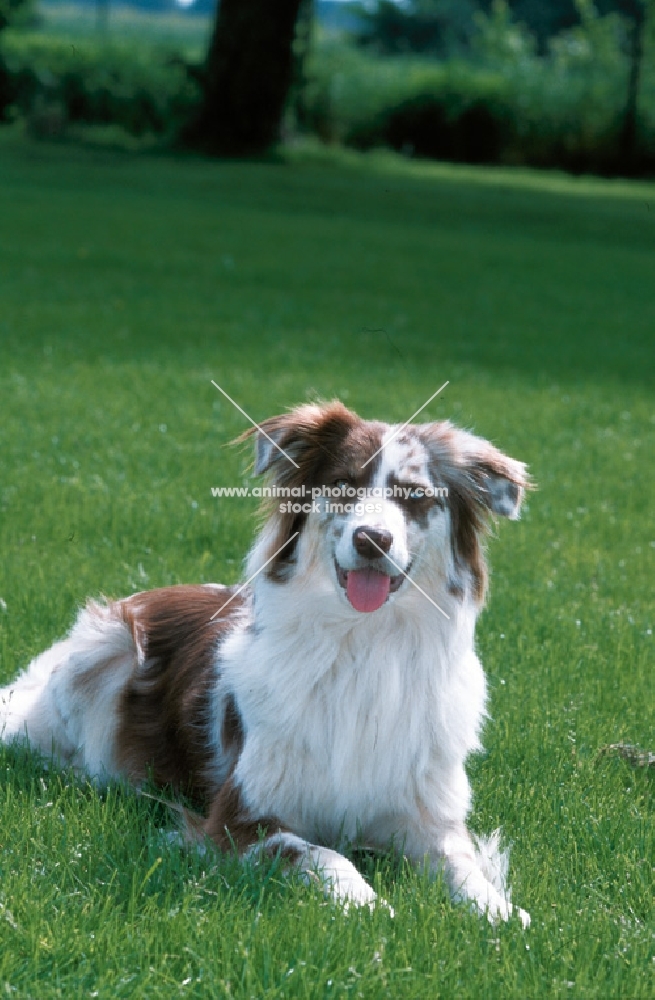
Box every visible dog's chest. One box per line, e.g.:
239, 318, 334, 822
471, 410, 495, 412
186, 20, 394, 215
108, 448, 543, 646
229, 623, 479, 840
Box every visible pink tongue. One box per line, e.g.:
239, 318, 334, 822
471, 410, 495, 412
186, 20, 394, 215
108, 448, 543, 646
346, 568, 391, 613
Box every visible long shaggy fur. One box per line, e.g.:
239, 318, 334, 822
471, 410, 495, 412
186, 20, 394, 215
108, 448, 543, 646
0, 401, 531, 926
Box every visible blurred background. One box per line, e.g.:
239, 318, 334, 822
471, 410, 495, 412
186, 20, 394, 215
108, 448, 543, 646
0, 0, 654, 173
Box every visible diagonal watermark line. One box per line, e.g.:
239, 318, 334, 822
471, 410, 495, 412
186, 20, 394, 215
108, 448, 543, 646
211, 380, 300, 469
361, 533, 450, 620
360, 381, 449, 469
209, 532, 300, 621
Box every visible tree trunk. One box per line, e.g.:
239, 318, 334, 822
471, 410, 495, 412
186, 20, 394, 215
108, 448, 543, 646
195, 0, 305, 156
291, 0, 314, 131
620, 0, 646, 170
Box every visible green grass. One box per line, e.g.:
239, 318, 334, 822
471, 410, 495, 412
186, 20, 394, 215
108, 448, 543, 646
0, 130, 653, 998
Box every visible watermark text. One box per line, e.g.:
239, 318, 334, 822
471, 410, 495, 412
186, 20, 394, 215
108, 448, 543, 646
210, 484, 448, 500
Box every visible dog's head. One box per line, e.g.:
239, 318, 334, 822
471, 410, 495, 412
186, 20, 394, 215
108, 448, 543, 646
245, 401, 530, 612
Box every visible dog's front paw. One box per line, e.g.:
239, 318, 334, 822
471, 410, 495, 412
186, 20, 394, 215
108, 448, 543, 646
337, 887, 395, 918
341, 887, 395, 918
318, 856, 377, 908
483, 896, 531, 928
306, 845, 393, 914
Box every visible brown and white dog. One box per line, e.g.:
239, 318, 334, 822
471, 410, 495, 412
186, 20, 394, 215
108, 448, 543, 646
0, 401, 531, 925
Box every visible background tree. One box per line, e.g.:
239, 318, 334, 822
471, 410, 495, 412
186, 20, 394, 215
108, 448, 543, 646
507, 0, 580, 51
193, 0, 306, 155
355, 0, 651, 57
289, 0, 314, 132
355, 0, 488, 57
0, 0, 32, 120
610, 0, 650, 166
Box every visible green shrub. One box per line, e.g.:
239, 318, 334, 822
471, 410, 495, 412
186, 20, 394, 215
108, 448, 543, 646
300, 1, 655, 174
384, 91, 509, 163
471, 0, 633, 170
301, 40, 511, 160
353, 0, 481, 58
0, 0, 34, 122
0, 0, 33, 33
1, 0, 653, 172
0, 32, 201, 137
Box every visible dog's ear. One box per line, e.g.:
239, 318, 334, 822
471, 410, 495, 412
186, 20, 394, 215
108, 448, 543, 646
464, 438, 530, 520
247, 401, 358, 480
422, 422, 532, 520
253, 424, 289, 476
238, 402, 360, 583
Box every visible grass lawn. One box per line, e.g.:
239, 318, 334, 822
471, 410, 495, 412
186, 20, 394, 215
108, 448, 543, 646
0, 130, 653, 998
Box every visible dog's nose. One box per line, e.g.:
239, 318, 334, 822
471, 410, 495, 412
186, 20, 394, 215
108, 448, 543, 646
353, 527, 393, 559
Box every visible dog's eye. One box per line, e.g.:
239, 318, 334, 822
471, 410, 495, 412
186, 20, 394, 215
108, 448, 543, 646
407, 485, 425, 500
333, 478, 352, 490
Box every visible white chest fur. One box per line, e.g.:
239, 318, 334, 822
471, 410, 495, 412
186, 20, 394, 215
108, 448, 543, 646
220, 582, 486, 845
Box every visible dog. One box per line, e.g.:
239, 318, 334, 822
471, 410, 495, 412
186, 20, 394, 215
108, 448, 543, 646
0, 400, 531, 926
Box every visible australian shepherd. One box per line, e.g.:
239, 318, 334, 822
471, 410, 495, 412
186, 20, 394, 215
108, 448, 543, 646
0, 401, 531, 925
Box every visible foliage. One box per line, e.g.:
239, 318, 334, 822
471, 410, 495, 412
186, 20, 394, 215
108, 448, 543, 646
506, 0, 581, 50
354, 0, 484, 57
476, 0, 655, 165
1, 1, 654, 171
0, 0, 32, 34
0, 32, 200, 138
301, 42, 511, 160
0, 0, 33, 122
300, 1, 655, 173
353, 0, 642, 54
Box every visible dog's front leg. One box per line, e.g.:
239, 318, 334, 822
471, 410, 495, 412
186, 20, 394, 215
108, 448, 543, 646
203, 779, 380, 910
250, 832, 382, 910
403, 819, 530, 927
435, 827, 530, 927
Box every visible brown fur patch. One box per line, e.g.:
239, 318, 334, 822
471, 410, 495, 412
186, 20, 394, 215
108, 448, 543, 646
446, 481, 489, 601
385, 472, 446, 529
203, 775, 286, 852
241, 402, 385, 580
116, 584, 246, 804
419, 422, 531, 603
273, 842, 304, 864
221, 692, 244, 770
